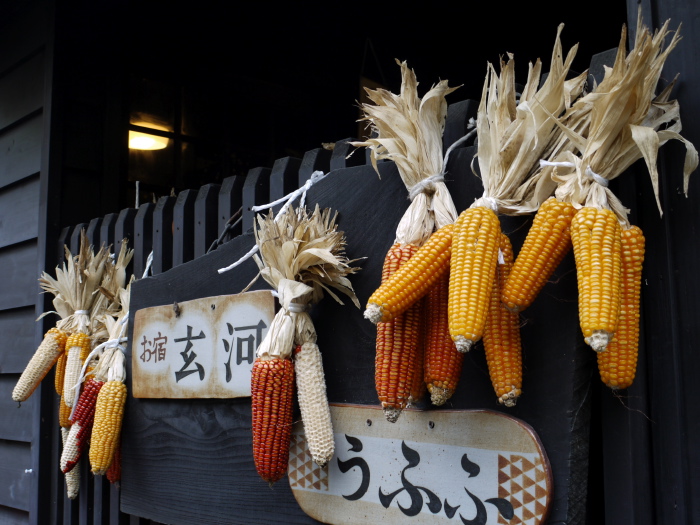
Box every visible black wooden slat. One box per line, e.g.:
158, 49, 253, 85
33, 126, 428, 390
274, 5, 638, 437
0, 440, 32, 510
241, 167, 271, 234
133, 204, 155, 278
0, 115, 42, 189
298, 148, 331, 186
0, 52, 43, 132
0, 241, 39, 310
172, 189, 197, 268
152, 196, 175, 275
63, 492, 78, 525
0, 0, 47, 75
329, 138, 364, 171
109, 483, 128, 525
93, 475, 110, 525
193, 184, 220, 259
0, 504, 29, 525
0, 307, 36, 373
115, 208, 137, 278
79, 456, 93, 525
269, 156, 301, 214
0, 175, 40, 249
100, 213, 118, 250
217, 175, 245, 242
57, 227, 72, 264
0, 376, 35, 441
69, 223, 87, 254
86, 217, 103, 249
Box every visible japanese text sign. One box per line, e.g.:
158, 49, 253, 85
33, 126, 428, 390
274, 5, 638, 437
289, 405, 552, 525
131, 290, 275, 398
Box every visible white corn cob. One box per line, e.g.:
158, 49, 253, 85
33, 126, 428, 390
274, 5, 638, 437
12, 328, 67, 402
60, 421, 84, 473
295, 342, 334, 467
61, 428, 80, 499
62, 333, 91, 408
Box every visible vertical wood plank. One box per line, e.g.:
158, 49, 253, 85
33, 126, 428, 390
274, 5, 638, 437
172, 189, 196, 268
218, 175, 245, 243
443, 99, 478, 152
100, 213, 118, 250
133, 203, 155, 278
152, 196, 175, 275
298, 148, 331, 186
329, 138, 363, 171
241, 167, 271, 234
57, 226, 71, 263
269, 157, 301, 214
79, 456, 94, 525
93, 475, 110, 525
69, 223, 87, 253
193, 183, 221, 259
115, 208, 137, 278
86, 217, 103, 249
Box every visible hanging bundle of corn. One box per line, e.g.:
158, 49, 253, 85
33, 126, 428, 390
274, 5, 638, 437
512, 14, 696, 364
353, 60, 468, 411
246, 205, 360, 483
12, 231, 111, 404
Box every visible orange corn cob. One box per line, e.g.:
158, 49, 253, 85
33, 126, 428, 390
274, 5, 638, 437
59, 394, 72, 428
424, 273, 463, 406
483, 232, 523, 406
365, 225, 453, 324
61, 378, 104, 473
251, 356, 295, 484
54, 351, 67, 396
374, 244, 425, 423
598, 225, 645, 389
502, 197, 578, 312
12, 328, 68, 402
448, 206, 501, 352
571, 207, 622, 352
90, 379, 127, 475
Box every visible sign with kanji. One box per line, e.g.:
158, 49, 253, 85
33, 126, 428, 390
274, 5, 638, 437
289, 406, 552, 525
131, 290, 275, 398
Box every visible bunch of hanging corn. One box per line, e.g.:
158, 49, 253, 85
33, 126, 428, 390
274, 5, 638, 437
354, 60, 467, 412
243, 205, 360, 483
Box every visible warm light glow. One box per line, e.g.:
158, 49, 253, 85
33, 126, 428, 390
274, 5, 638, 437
129, 131, 169, 150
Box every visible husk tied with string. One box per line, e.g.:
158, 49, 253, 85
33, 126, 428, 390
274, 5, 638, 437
248, 205, 360, 482
353, 60, 469, 413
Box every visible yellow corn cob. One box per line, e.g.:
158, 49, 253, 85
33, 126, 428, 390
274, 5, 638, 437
62, 333, 91, 408
483, 232, 523, 406
374, 244, 425, 423
61, 428, 80, 499
59, 394, 72, 428
598, 225, 645, 389
365, 225, 453, 324
424, 273, 463, 406
571, 207, 622, 352
12, 328, 68, 402
502, 198, 578, 312
294, 343, 334, 467
89, 379, 127, 475
251, 356, 295, 484
54, 350, 67, 396
448, 206, 501, 352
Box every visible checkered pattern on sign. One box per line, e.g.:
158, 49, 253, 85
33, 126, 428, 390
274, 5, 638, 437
497, 454, 548, 524
288, 434, 329, 491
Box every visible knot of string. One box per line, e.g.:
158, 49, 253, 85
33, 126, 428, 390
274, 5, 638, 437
585, 166, 609, 187
218, 171, 328, 274
74, 310, 89, 316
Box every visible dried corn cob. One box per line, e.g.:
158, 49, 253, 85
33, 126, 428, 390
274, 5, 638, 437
251, 356, 295, 484
571, 207, 622, 352
61, 428, 80, 499
598, 225, 645, 389
483, 232, 523, 406
12, 328, 68, 402
106, 437, 121, 483
374, 244, 425, 423
502, 198, 578, 312
424, 273, 463, 406
294, 343, 334, 467
90, 378, 127, 474
61, 377, 104, 473
62, 332, 91, 408
59, 394, 72, 428
448, 206, 501, 352
365, 225, 453, 324
54, 350, 67, 395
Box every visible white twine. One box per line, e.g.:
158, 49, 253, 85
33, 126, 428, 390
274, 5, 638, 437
142, 250, 154, 278
539, 160, 575, 169
217, 171, 328, 274
472, 196, 500, 213
407, 129, 476, 201
585, 166, 609, 187
74, 310, 89, 315
68, 312, 129, 419
286, 302, 309, 314
539, 160, 609, 187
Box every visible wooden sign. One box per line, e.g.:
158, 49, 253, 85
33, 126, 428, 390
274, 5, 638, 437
131, 290, 275, 398
289, 405, 552, 525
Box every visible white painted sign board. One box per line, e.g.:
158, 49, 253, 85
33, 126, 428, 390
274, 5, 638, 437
131, 290, 275, 398
289, 405, 552, 525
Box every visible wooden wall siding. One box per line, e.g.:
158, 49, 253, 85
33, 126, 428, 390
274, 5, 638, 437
0, 176, 41, 247
0, 504, 31, 525
0, 440, 33, 511
0, 52, 44, 133
0, 115, 43, 188
0, 307, 37, 374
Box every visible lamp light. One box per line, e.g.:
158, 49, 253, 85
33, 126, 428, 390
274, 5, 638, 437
129, 121, 170, 150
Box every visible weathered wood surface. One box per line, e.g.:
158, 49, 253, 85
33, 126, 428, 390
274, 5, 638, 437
122, 142, 590, 524
0, 52, 44, 132
0, 242, 40, 310
0, 440, 32, 510
0, 307, 36, 373
0, 115, 43, 188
